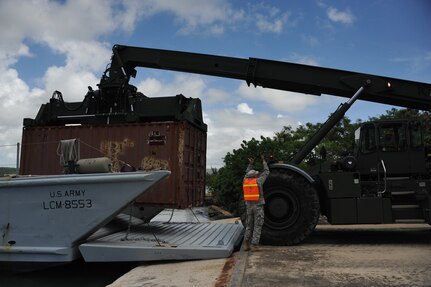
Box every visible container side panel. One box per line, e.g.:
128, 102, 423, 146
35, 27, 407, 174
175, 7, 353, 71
20, 122, 206, 208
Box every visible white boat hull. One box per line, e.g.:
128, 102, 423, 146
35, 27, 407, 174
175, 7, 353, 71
0, 171, 170, 264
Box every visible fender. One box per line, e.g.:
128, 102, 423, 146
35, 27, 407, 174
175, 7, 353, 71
269, 163, 315, 183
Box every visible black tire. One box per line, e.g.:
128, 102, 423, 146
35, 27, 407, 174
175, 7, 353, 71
260, 169, 320, 245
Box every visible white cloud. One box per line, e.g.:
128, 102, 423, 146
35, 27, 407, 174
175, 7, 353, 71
0, 43, 31, 70
253, 4, 292, 34
43, 66, 101, 102
209, 25, 225, 36
301, 34, 319, 47
0, 69, 44, 123
137, 78, 164, 97
131, 1, 295, 35
206, 88, 230, 104
236, 83, 319, 113
256, 15, 284, 34
237, 103, 253, 114
0, 0, 130, 106
390, 52, 431, 74
41, 41, 112, 102
327, 7, 355, 24
130, 0, 245, 35
205, 109, 295, 167
290, 55, 319, 66
0, 68, 45, 167
0, 1, 120, 51
114, 0, 146, 32
51, 41, 112, 72
0, 0, 129, 78
137, 74, 207, 99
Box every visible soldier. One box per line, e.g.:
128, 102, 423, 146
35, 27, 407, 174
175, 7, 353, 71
243, 155, 270, 251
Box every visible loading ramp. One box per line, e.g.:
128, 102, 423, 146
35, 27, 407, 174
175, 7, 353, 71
80, 216, 244, 262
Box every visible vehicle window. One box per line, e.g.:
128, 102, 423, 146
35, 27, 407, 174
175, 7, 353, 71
410, 122, 423, 149
379, 124, 406, 152
354, 127, 360, 155
360, 125, 376, 154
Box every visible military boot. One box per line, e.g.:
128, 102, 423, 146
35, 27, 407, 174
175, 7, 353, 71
250, 244, 259, 252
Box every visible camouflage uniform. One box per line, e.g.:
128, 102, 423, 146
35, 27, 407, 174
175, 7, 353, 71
243, 159, 269, 245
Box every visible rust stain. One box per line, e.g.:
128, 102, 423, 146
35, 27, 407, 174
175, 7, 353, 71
100, 138, 134, 172
214, 254, 237, 287
141, 156, 169, 171
178, 125, 185, 167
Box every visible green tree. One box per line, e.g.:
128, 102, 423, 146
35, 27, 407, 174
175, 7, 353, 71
208, 116, 358, 214
275, 116, 361, 166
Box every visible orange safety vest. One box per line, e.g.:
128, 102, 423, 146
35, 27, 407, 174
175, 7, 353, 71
243, 178, 259, 201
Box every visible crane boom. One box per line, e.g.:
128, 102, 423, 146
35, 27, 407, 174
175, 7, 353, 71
101, 45, 431, 111
25, 44, 431, 165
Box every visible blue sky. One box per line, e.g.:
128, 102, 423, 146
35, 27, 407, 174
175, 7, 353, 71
0, 0, 430, 168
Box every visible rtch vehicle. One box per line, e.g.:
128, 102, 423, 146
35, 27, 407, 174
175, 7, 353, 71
25, 45, 431, 245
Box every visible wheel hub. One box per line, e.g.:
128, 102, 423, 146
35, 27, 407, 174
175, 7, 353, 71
265, 188, 300, 230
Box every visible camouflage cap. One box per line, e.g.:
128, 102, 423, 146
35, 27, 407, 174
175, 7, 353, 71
246, 169, 259, 178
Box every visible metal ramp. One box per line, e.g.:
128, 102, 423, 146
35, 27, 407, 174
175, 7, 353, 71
79, 220, 244, 262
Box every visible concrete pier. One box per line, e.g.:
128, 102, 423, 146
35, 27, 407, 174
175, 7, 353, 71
109, 223, 431, 287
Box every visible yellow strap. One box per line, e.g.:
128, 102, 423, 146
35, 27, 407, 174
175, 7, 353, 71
243, 183, 258, 187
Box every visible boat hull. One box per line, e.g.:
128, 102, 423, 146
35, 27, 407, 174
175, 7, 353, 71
0, 171, 170, 264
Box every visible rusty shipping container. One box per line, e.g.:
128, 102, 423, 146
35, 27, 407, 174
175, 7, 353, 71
20, 121, 206, 208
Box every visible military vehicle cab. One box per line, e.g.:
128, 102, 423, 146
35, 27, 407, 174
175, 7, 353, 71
319, 119, 431, 225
